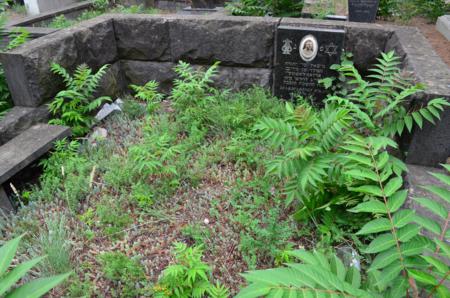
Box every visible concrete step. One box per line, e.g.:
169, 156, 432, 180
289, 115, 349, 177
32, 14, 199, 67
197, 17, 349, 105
0, 124, 70, 213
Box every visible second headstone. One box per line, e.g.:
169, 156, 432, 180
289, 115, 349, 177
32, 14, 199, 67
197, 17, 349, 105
348, 0, 380, 23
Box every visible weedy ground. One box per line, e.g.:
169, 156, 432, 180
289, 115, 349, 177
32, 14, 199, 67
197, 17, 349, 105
0, 87, 319, 296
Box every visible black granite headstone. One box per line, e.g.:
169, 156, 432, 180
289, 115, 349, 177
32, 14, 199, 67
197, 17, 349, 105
348, 0, 380, 23
273, 26, 345, 105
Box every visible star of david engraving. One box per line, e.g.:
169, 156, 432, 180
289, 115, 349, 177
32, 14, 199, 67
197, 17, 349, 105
324, 43, 338, 57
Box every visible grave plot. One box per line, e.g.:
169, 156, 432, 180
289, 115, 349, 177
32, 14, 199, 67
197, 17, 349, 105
0, 14, 449, 298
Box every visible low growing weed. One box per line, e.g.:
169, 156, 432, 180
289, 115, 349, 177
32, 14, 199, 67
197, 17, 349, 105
154, 242, 229, 298
99, 252, 147, 297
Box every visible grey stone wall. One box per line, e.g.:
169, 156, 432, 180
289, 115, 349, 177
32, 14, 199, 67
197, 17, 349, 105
0, 13, 448, 166
385, 27, 450, 166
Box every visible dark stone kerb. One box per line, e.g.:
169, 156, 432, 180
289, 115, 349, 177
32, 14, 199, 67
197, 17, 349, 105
165, 14, 281, 67
112, 14, 281, 67
0, 15, 118, 108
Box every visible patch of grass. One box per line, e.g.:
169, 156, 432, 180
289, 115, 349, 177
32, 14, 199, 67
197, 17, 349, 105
96, 197, 133, 239
99, 252, 147, 298
35, 214, 72, 275
228, 177, 297, 269
181, 223, 211, 246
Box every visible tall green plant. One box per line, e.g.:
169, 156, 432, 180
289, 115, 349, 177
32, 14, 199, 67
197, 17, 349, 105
255, 102, 355, 222
130, 80, 164, 112
237, 142, 450, 297
256, 51, 448, 222
0, 235, 70, 298
49, 63, 111, 136
324, 51, 447, 138
170, 61, 221, 129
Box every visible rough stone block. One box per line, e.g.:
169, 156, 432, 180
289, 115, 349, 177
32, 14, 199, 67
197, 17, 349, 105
436, 15, 450, 41
168, 15, 279, 67
404, 107, 450, 166
113, 15, 171, 61
0, 124, 71, 185
71, 17, 118, 69
121, 61, 176, 94
95, 61, 126, 99
121, 60, 271, 93
0, 106, 50, 146
0, 30, 78, 107
0, 16, 117, 107
345, 25, 391, 69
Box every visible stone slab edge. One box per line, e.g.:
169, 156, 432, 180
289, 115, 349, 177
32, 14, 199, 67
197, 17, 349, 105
0, 105, 50, 146
0, 124, 71, 185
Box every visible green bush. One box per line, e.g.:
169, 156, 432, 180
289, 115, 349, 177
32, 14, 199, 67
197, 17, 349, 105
49, 63, 111, 136
414, 0, 450, 22
378, 0, 450, 21
227, 0, 304, 17
99, 252, 147, 297
154, 243, 229, 298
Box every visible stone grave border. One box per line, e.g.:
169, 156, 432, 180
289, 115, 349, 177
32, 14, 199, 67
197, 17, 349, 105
0, 13, 449, 166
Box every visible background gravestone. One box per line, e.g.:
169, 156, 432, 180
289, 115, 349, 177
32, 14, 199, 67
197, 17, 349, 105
348, 0, 380, 22
273, 26, 345, 105
191, 0, 224, 8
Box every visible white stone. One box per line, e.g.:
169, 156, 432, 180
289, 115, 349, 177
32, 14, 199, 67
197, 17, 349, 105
23, 0, 77, 15
436, 15, 450, 41
95, 99, 123, 121
91, 127, 108, 140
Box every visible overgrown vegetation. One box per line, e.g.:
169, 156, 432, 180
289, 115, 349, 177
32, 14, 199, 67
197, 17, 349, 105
226, 0, 304, 17
236, 52, 450, 297
1, 51, 448, 297
47, 4, 160, 29
378, 0, 450, 22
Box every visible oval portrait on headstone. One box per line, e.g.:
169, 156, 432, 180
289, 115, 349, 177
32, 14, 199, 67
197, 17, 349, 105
299, 35, 318, 62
